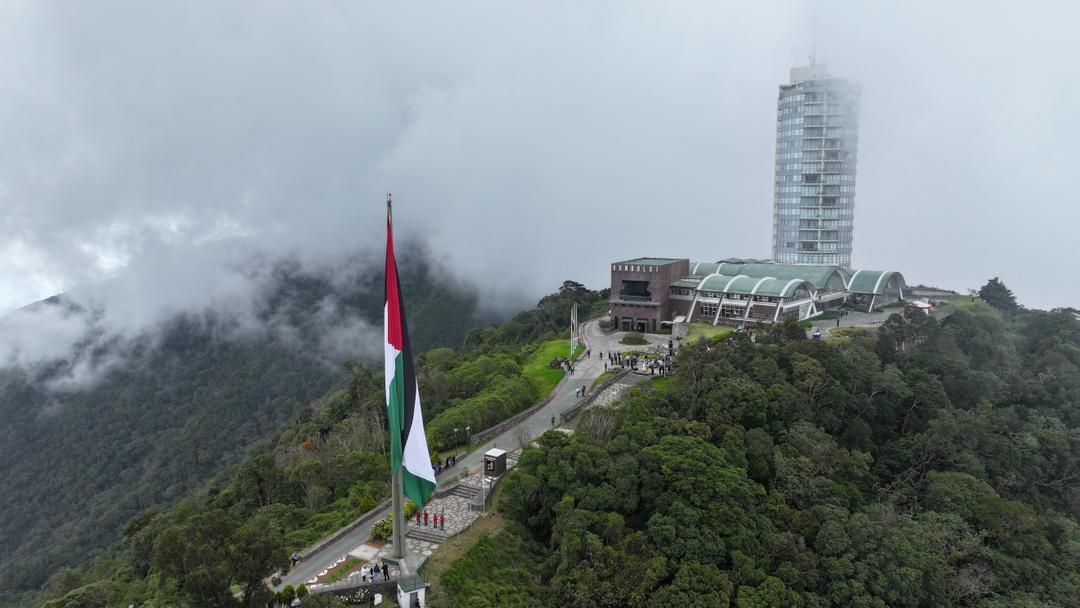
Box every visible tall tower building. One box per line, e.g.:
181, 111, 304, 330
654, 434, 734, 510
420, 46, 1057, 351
771, 64, 861, 267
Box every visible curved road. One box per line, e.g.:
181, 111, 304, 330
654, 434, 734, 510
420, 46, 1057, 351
276, 319, 664, 589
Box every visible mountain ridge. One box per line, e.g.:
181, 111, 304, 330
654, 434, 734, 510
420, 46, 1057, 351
0, 246, 492, 596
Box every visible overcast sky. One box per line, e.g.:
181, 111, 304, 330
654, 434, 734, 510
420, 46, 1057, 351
1, 0, 1077, 321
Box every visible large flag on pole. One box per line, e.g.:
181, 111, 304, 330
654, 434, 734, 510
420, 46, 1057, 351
384, 198, 436, 509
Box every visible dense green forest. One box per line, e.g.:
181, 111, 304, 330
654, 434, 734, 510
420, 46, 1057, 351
440, 293, 1080, 607
11, 280, 605, 608
0, 247, 493, 601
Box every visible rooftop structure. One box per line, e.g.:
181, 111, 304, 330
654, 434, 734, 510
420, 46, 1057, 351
610, 257, 906, 331
772, 64, 861, 267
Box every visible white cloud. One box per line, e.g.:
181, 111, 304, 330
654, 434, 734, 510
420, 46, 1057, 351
0, 0, 1076, 330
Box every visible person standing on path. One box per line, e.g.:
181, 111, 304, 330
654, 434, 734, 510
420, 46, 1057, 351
382, 562, 390, 581
551, 415, 556, 427
424, 510, 429, 527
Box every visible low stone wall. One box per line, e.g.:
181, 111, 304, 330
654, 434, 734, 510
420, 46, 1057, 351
469, 374, 569, 445
468, 320, 611, 445
295, 498, 392, 563
559, 370, 630, 424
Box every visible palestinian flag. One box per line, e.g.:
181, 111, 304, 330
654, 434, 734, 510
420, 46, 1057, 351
384, 201, 436, 509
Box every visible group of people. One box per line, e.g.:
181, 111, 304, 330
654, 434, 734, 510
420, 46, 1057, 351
360, 561, 390, 583
415, 509, 447, 531
548, 356, 578, 375
643, 356, 673, 376
433, 453, 459, 477
604, 347, 675, 376
604, 350, 623, 370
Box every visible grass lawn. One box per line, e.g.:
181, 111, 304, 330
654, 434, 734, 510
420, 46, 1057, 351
685, 323, 734, 342
521, 339, 583, 397
650, 377, 672, 390
945, 296, 988, 312
320, 557, 362, 585
423, 484, 507, 602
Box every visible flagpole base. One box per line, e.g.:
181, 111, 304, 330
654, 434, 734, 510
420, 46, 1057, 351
391, 471, 405, 559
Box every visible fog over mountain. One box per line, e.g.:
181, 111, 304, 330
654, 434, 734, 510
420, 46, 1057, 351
2, 0, 1077, 363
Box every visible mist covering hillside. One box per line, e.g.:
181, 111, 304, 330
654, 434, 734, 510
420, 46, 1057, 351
0, 246, 490, 595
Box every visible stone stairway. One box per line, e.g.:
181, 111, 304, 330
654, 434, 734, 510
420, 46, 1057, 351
448, 484, 479, 500
506, 448, 522, 467
406, 527, 448, 543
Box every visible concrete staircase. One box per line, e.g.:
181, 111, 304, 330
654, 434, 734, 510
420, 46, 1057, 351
506, 449, 522, 468
448, 484, 479, 500
406, 527, 448, 543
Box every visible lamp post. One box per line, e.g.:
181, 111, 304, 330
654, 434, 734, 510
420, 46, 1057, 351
465, 426, 471, 447
453, 427, 459, 448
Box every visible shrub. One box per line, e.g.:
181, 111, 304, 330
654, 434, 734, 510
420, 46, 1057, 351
371, 516, 393, 541
357, 495, 377, 514
281, 585, 296, 603
619, 333, 649, 345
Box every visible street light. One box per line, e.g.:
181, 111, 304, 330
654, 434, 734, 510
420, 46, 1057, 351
453, 427, 459, 447
465, 426, 471, 447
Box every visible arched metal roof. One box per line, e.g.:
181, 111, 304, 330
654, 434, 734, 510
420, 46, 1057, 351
690, 262, 724, 276
847, 270, 906, 295
731, 263, 849, 289
697, 274, 813, 298
687, 261, 903, 296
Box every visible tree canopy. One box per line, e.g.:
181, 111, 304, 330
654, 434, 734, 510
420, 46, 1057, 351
439, 301, 1080, 607
978, 277, 1019, 313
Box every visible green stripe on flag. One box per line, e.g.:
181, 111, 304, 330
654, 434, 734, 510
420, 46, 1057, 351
388, 353, 406, 475
403, 469, 435, 508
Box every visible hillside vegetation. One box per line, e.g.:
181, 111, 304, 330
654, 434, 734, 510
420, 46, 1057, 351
14, 280, 606, 608
440, 296, 1080, 607
0, 248, 487, 600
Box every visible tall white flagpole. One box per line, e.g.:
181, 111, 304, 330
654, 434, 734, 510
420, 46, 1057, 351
388, 193, 406, 561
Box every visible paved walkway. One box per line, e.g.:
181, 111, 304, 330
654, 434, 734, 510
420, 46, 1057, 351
277, 318, 661, 590
809, 309, 894, 339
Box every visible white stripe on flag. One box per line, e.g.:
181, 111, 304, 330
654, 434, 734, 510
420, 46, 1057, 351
402, 384, 436, 484
384, 302, 401, 401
